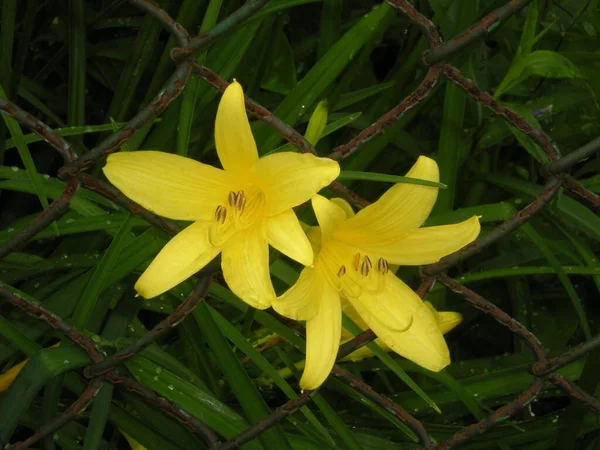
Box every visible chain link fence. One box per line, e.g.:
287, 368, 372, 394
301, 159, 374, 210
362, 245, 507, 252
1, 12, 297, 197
1, 0, 599, 448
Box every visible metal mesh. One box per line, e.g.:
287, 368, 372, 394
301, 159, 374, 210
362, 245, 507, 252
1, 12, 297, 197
1, 0, 600, 448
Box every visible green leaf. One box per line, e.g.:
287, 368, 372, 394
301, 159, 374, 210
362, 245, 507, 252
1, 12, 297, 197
0, 345, 91, 442
253, 3, 394, 151
125, 355, 262, 447
261, 24, 297, 95
495, 51, 585, 98
516, 0, 538, 58
0, 83, 55, 234
337, 171, 447, 188
71, 215, 135, 329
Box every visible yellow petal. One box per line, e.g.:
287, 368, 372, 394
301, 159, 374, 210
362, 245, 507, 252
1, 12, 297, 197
103, 151, 236, 221
215, 81, 259, 173
221, 224, 275, 309
0, 359, 28, 393
1, 343, 61, 393
347, 274, 450, 372
331, 198, 355, 218
300, 290, 341, 390
425, 301, 462, 334
306, 226, 322, 255
335, 156, 439, 245
266, 210, 313, 266
272, 266, 323, 321
311, 195, 346, 243
252, 152, 340, 216
122, 432, 147, 450
371, 216, 481, 265
135, 221, 220, 299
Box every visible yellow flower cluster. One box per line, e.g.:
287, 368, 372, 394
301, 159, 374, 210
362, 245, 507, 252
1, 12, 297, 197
0, 81, 480, 394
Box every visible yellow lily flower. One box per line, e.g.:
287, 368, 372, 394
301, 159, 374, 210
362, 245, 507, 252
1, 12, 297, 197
103, 81, 340, 309
0, 359, 28, 393
272, 156, 480, 390
0, 343, 61, 393
340, 300, 463, 362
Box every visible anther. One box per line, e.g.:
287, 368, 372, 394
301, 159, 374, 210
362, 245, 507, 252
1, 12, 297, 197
214, 205, 223, 221
337, 265, 346, 278
236, 192, 246, 214
360, 260, 370, 276
377, 258, 389, 274
214, 205, 227, 224
228, 191, 237, 206
364, 255, 372, 271
353, 253, 361, 271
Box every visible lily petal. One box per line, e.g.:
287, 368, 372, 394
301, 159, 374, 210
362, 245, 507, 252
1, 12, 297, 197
347, 274, 450, 372
272, 266, 323, 321
266, 210, 313, 266
252, 153, 340, 216
331, 197, 355, 218
221, 224, 275, 309
0, 359, 27, 393
103, 151, 235, 221
215, 81, 259, 173
312, 195, 347, 243
370, 216, 480, 265
300, 290, 341, 390
335, 156, 439, 244
425, 302, 462, 334
135, 221, 220, 299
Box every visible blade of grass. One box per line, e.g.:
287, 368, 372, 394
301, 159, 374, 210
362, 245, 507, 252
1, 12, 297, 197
0, 83, 56, 235
341, 314, 441, 414
4, 121, 159, 150
68, 0, 86, 148
337, 171, 447, 188
124, 355, 262, 448
275, 347, 364, 450
253, 3, 395, 151
207, 304, 335, 446
0, 345, 91, 442
177, 0, 223, 157
194, 302, 292, 450
71, 215, 135, 329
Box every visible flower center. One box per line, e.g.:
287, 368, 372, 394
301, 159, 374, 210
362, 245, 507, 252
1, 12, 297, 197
336, 252, 389, 298
209, 188, 265, 246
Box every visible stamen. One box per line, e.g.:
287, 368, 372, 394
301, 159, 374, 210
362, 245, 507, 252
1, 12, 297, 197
364, 255, 373, 271
360, 260, 370, 276
236, 192, 246, 214
214, 205, 223, 221
214, 205, 227, 224
353, 253, 361, 271
377, 258, 389, 274
337, 265, 346, 278
228, 191, 237, 206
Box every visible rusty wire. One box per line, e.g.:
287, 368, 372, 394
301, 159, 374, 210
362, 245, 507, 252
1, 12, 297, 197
0, 0, 600, 449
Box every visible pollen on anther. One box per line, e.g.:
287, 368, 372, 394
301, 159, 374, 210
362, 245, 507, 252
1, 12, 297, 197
214, 205, 223, 221
236, 192, 246, 213
364, 255, 373, 270
228, 191, 237, 206
337, 265, 346, 277
353, 253, 361, 271
377, 257, 389, 274
360, 260, 370, 276
214, 205, 227, 224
